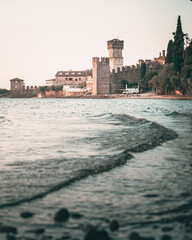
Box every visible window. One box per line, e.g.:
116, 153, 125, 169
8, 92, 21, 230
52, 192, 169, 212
69, 78, 72, 81
66, 78, 68, 80
79, 78, 81, 81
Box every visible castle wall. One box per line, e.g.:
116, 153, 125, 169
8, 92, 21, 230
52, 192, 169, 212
110, 66, 141, 93
11, 87, 39, 98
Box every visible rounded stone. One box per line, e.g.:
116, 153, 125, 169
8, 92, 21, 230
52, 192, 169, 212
161, 235, 172, 240
20, 211, 34, 218
109, 219, 119, 231
84, 229, 110, 240
0, 226, 17, 234
54, 208, 70, 222
128, 232, 141, 240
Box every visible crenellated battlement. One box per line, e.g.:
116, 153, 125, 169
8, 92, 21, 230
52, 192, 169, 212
92, 57, 109, 65
111, 63, 140, 75
25, 86, 38, 90
107, 39, 124, 50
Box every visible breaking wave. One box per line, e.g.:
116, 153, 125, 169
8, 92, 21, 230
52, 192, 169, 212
0, 113, 178, 208
166, 111, 192, 118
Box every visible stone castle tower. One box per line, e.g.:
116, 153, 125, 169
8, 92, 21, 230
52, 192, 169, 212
107, 39, 124, 72
10, 78, 24, 97
92, 57, 110, 95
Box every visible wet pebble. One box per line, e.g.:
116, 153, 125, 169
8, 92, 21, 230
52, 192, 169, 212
6, 234, 17, 240
42, 235, 53, 239
109, 219, 119, 231
161, 235, 172, 240
128, 232, 141, 240
26, 228, 45, 235
0, 226, 18, 234
56, 236, 71, 240
20, 211, 34, 219
161, 227, 173, 232
128, 232, 155, 240
54, 208, 70, 222
84, 229, 110, 240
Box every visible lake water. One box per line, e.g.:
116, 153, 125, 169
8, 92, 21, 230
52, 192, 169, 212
0, 98, 191, 240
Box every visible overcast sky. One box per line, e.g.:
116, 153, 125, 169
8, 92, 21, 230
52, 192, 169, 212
0, 0, 192, 89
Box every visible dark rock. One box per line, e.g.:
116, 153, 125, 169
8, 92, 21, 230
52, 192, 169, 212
71, 212, 83, 219
42, 235, 53, 239
60, 235, 71, 239
6, 235, 17, 240
128, 232, 155, 240
26, 228, 45, 235
84, 229, 110, 240
143, 237, 155, 240
0, 226, 17, 234
109, 219, 119, 231
128, 232, 141, 240
152, 225, 159, 229
161, 227, 173, 232
54, 208, 70, 222
20, 211, 34, 218
161, 235, 172, 240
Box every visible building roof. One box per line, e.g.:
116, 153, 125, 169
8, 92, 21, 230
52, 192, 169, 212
45, 78, 56, 82
10, 78, 24, 82
55, 70, 92, 77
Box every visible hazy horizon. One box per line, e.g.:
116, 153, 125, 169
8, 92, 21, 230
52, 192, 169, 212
0, 0, 192, 89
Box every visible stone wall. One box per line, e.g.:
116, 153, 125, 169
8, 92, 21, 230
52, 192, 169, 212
92, 57, 110, 95
110, 66, 140, 93
10, 87, 39, 98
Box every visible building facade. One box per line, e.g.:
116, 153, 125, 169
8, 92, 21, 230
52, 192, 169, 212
46, 70, 92, 87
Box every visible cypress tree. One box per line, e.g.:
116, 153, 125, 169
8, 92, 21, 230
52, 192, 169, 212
173, 15, 184, 74
166, 40, 173, 64
140, 62, 146, 79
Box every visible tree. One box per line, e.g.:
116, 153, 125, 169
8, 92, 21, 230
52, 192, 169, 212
149, 64, 175, 94
173, 15, 184, 74
140, 62, 146, 79
121, 80, 128, 89
141, 71, 158, 89
184, 40, 192, 65
166, 40, 173, 64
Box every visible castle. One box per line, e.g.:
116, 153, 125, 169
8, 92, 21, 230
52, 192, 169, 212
10, 39, 165, 97
92, 38, 165, 95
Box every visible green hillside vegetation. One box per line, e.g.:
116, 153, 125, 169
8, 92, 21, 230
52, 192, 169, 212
142, 16, 192, 95
0, 89, 10, 98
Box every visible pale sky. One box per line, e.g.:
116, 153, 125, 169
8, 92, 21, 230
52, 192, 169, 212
0, 0, 192, 89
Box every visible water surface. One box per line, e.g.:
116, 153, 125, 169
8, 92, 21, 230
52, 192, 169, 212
0, 98, 191, 240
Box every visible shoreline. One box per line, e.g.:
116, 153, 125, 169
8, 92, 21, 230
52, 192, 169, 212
1, 93, 192, 100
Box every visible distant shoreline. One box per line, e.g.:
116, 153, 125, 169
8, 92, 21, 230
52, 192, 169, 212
1, 93, 192, 99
